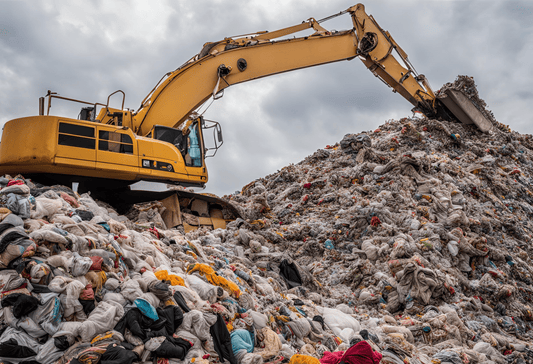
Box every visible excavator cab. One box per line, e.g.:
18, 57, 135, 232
150, 116, 223, 166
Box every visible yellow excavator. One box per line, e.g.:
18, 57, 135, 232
0, 4, 491, 225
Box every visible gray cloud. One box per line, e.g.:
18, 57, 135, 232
1, 0, 532, 196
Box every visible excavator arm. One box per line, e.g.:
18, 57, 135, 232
132, 4, 437, 136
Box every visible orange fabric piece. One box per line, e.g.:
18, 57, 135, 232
187, 263, 241, 298
155, 270, 186, 287
290, 354, 321, 364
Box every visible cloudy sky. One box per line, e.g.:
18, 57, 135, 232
1, 0, 532, 196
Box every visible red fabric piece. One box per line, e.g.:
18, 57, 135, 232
320, 351, 344, 364
60, 192, 80, 208
89, 256, 103, 271
340, 341, 382, 364
6, 180, 24, 187
148, 227, 160, 239
79, 283, 95, 300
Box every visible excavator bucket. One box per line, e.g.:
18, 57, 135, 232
437, 89, 493, 133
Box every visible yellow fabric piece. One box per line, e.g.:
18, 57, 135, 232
91, 332, 113, 344
155, 270, 186, 286
187, 263, 241, 298
289, 354, 321, 364
0, 208, 11, 221
99, 271, 107, 285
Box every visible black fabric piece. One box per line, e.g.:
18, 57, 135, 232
100, 343, 138, 364
151, 317, 167, 332
152, 337, 191, 360
80, 299, 96, 315
114, 308, 154, 340
292, 299, 305, 306
0, 227, 27, 254
210, 313, 237, 364
35, 335, 48, 345
119, 342, 136, 350
145, 326, 170, 340
7, 257, 26, 273
30, 283, 52, 294
0, 324, 8, 338
75, 209, 94, 221
349, 337, 362, 346
19, 360, 40, 364
1, 294, 40, 318
0, 223, 15, 237
114, 308, 166, 342
173, 291, 191, 313
54, 336, 71, 351
0, 338, 37, 358
279, 259, 302, 289
156, 305, 184, 336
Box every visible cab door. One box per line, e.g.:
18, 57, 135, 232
96, 126, 139, 177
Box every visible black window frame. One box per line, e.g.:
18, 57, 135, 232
58, 122, 96, 150
97, 130, 134, 155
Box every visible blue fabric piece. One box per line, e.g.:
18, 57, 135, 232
97, 222, 110, 232
324, 239, 335, 250
230, 329, 254, 355
134, 298, 159, 320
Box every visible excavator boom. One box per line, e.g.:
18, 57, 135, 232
132, 4, 442, 136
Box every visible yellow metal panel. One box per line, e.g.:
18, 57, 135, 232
55, 156, 96, 169
55, 119, 96, 167
56, 146, 96, 167
160, 194, 182, 229
183, 222, 197, 233
211, 209, 226, 230
96, 125, 139, 174
0, 116, 57, 166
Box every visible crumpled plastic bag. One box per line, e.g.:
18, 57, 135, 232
70, 253, 92, 277
30, 197, 64, 220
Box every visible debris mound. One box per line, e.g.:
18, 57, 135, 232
1, 79, 533, 363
